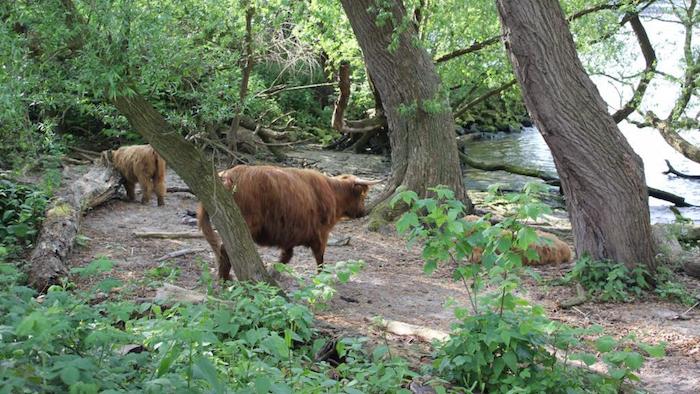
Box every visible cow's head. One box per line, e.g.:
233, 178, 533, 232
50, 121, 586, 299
333, 175, 381, 219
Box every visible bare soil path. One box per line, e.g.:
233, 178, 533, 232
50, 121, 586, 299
67, 149, 700, 393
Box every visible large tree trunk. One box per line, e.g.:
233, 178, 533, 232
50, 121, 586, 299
113, 92, 274, 284
495, 0, 656, 271
340, 0, 471, 214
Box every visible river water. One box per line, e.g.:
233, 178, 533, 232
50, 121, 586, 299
464, 126, 700, 224
464, 13, 699, 224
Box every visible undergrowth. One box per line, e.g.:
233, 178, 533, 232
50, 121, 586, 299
564, 255, 696, 305
0, 171, 58, 262
393, 183, 666, 393
0, 259, 416, 393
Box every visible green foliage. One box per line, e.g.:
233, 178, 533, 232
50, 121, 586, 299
0, 260, 416, 393
276, 260, 365, 310
0, 179, 51, 260
565, 256, 651, 302
393, 183, 665, 393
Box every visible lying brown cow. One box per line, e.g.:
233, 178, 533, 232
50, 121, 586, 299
101, 144, 167, 206
197, 165, 380, 280
464, 215, 572, 266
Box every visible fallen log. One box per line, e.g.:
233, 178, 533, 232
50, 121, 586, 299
28, 164, 122, 291
663, 159, 700, 179
459, 153, 697, 207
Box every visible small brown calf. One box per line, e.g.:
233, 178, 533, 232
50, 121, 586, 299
102, 144, 166, 206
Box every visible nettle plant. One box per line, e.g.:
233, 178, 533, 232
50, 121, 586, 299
391, 183, 665, 393
0, 259, 416, 393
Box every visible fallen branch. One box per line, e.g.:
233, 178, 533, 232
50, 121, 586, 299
69, 146, 101, 157
28, 164, 122, 291
154, 283, 235, 307
366, 317, 449, 342
61, 156, 91, 165
166, 186, 192, 193
663, 159, 700, 179
155, 248, 205, 262
133, 231, 205, 239
559, 283, 589, 308
459, 153, 697, 207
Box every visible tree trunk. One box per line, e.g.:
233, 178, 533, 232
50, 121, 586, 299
28, 165, 122, 291
113, 92, 274, 284
495, 0, 656, 271
340, 0, 470, 213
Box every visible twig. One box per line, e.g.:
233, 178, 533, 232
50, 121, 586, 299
155, 248, 206, 262
133, 231, 204, 239
166, 186, 192, 193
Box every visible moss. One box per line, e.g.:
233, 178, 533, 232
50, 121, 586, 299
47, 202, 74, 219
367, 191, 410, 233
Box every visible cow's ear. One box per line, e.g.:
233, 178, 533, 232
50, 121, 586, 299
352, 183, 369, 196
220, 175, 233, 189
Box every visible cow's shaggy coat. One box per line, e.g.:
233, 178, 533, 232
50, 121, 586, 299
197, 165, 379, 280
102, 144, 166, 206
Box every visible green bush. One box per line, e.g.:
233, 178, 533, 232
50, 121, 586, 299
393, 183, 666, 393
0, 259, 417, 393
0, 179, 51, 260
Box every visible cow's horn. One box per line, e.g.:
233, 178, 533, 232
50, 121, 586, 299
354, 178, 382, 186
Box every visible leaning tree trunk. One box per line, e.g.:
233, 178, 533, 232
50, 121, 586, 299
340, 0, 471, 215
113, 92, 274, 285
496, 0, 656, 271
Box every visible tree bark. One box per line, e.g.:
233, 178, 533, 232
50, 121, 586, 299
496, 0, 656, 271
28, 165, 122, 291
340, 0, 470, 213
113, 92, 274, 285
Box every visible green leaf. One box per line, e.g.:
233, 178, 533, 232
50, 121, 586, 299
396, 212, 419, 234
156, 343, 183, 377
595, 336, 617, 353
262, 333, 289, 359
7, 223, 30, 237
624, 352, 644, 371
254, 376, 272, 393
60, 366, 80, 385
570, 352, 597, 366
502, 351, 518, 371
194, 357, 225, 394
608, 367, 627, 380
372, 345, 389, 361
639, 342, 666, 358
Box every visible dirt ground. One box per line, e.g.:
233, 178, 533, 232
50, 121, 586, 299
66, 150, 700, 393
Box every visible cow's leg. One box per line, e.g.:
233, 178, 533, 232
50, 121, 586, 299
154, 177, 166, 206
125, 181, 136, 202
137, 173, 154, 204
310, 234, 328, 273
280, 248, 294, 264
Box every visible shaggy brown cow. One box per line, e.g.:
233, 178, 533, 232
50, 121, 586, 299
197, 165, 380, 280
464, 215, 572, 266
101, 144, 167, 206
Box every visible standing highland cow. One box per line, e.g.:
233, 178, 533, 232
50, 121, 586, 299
197, 165, 380, 280
102, 144, 167, 206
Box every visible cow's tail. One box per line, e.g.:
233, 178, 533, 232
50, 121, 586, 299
153, 149, 167, 206
196, 203, 232, 280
